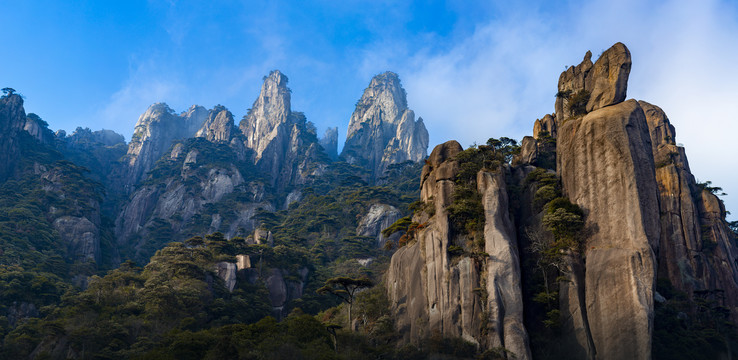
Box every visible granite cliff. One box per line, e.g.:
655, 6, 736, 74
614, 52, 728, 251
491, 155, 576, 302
385, 42, 738, 359
239, 70, 328, 192
341, 71, 429, 180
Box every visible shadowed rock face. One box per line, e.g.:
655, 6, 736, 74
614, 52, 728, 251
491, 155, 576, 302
641, 100, 738, 322
0, 94, 25, 182
387, 140, 531, 360
341, 72, 428, 180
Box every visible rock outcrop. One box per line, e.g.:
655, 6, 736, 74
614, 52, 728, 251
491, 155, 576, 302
23, 114, 54, 144
356, 203, 401, 247
122, 103, 207, 189
641, 100, 738, 321
319, 127, 338, 160
387, 141, 531, 359
0, 94, 25, 182
557, 98, 660, 360
555, 43, 631, 125
195, 106, 234, 143
238, 70, 328, 191
63, 127, 126, 147
533, 114, 556, 139
341, 72, 429, 180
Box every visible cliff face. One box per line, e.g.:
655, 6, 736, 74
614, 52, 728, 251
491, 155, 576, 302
0, 94, 25, 182
122, 103, 207, 190
341, 72, 428, 180
195, 106, 234, 143
114, 135, 271, 262
386, 141, 531, 359
557, 99, 660, 360
0, 94, 110, 270
641, 101, 738, 321
238, 71, 327, 191
387, 42, 737, 359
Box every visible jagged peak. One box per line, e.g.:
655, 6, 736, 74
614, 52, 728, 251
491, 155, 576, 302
264, 69, 289, 88
195, 106, 235, 143
355, 71, 408, 111
555, 42, 631, 124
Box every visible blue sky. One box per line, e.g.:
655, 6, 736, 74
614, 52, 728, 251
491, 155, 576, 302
1, 0, 737, 219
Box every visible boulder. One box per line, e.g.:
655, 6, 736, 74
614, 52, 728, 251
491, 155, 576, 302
555, 43, 632, 124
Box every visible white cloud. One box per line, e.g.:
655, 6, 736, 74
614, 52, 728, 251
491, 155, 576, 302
96, 57, 185, 140
398, 0, 738, 218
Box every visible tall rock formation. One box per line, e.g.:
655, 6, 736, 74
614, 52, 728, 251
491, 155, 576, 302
0, 93, 25, 182
238, 70, 327, 191
641, 100, 738, 321
319, 127, 338, 161
341, 72, 429, 180
121, 103, 207, 190
386, 141, 531, 359
557, 99, 660, 360
195, 106, 234, 143
0, 92, 109, 269
503, 42, 738, 359
552, 43, 659, 360
555, 42, 632, 125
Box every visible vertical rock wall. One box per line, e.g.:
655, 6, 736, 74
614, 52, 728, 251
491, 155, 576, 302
557, 99, 660, 360
386, 141, 531, 359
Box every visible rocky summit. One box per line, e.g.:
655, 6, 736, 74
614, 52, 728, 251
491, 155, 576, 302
0, 44, 736, 360
341, 71, 429, 180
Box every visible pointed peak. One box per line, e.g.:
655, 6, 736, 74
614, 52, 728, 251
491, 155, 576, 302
369, 71, 401, 88
147, 102, 173, 112
264, 70, 289, 88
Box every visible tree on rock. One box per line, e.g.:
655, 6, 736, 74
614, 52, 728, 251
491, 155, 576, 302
317, 277, 373, 330
1, 87, 16, 97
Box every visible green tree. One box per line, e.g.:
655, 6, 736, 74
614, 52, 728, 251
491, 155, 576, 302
317, 277, 373, 330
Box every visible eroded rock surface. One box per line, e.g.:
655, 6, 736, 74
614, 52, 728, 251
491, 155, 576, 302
341, 72, 429, 180
238, 70, 328, 190
555, 43, 631, 124
387, 141, 531, 359
356, 203, 401, 247
641, 100, 738, 321
557, 99, 659, 360
122, 103, 207, 189
196, 106, 234, 142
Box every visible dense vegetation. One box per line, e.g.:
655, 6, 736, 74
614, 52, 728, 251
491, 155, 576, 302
2, 104, 736, 359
